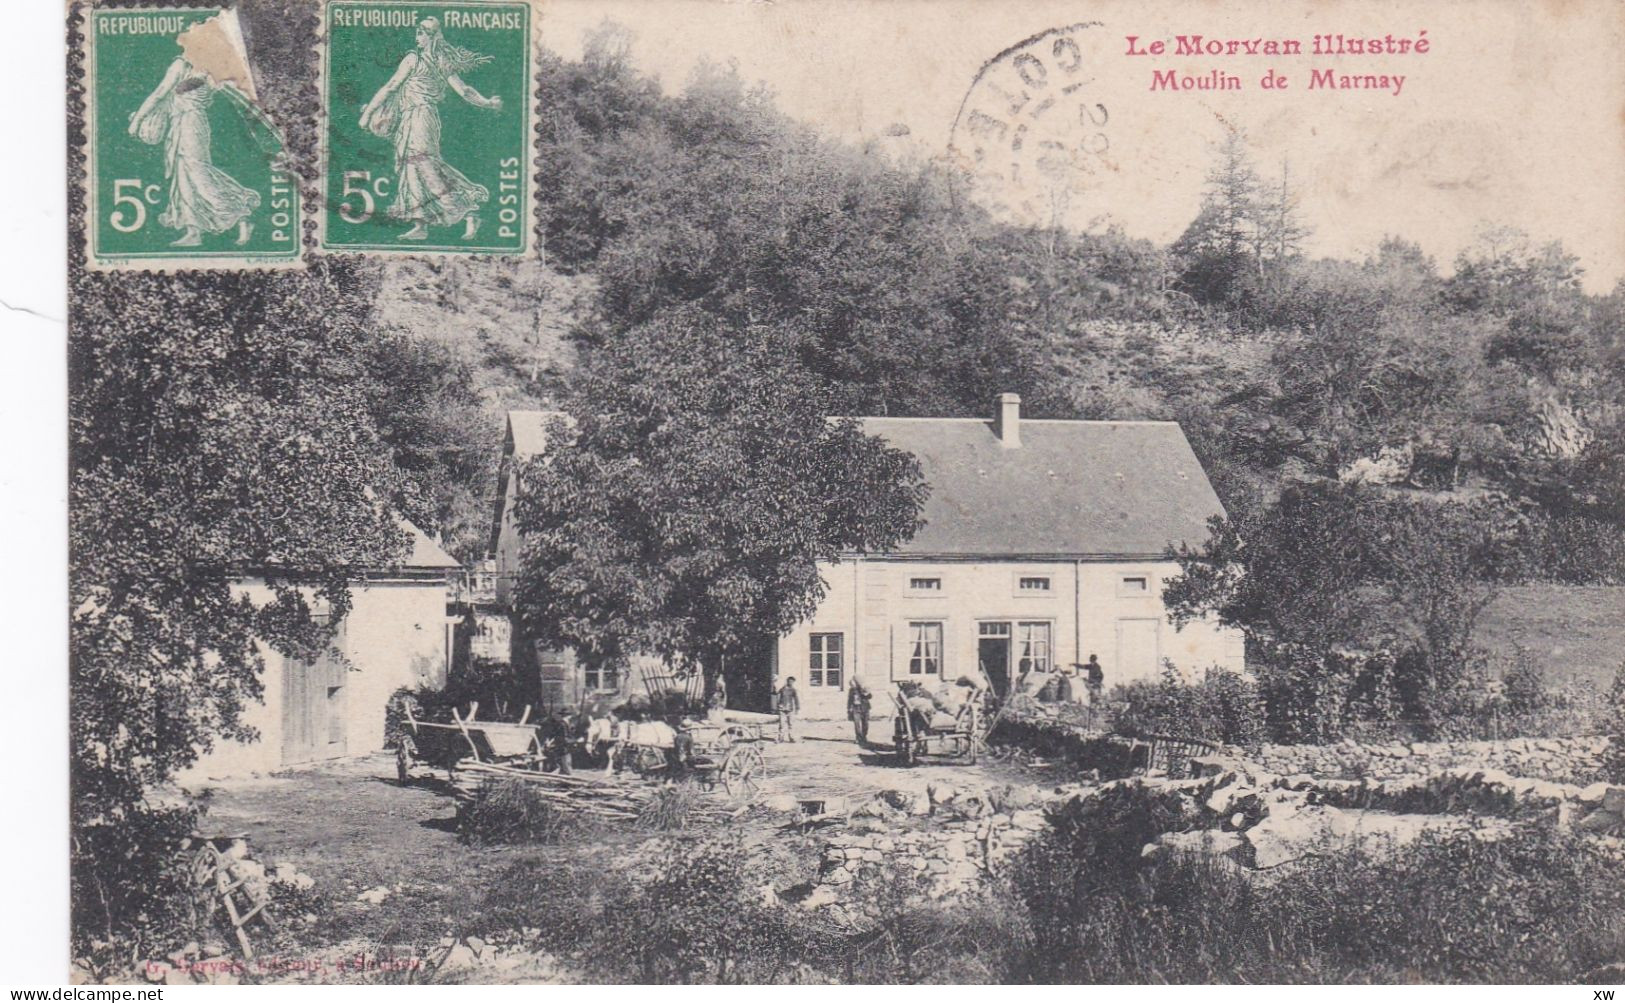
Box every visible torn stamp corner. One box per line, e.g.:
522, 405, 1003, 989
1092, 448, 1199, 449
80, 4, 304, 271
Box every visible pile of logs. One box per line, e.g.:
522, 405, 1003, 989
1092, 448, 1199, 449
451, 761, 732, 822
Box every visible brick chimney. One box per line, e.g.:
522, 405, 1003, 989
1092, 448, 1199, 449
994, 392, 1021, 448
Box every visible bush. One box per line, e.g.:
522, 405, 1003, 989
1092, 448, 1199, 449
987, 714, 1135, 776
629, 836, 834, 983
636, 782, 701, 831
1110, 663, 1267, 750
458, 779, 581, 845
71, 804, 197, 966
1002, 792, 1625, 982
843, 860, 1022, 983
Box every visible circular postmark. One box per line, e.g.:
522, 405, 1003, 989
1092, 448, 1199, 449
948, 22, 1118, 227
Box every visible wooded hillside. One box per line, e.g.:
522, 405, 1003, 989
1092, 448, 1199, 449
377, 30, 1622, 585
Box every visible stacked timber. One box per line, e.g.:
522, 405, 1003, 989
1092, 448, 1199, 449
451, 761, 731, 822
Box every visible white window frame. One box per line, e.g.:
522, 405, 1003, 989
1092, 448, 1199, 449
1014, 620, 1053, 674
1013, 573, 1054, 596
583, 662, 620, 692
907, 576, 944, 594
808, 632, 844, 689
906, 621, 944, 676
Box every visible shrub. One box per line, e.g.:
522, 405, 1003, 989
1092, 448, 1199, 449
70, 804, 197, 966
1607, 662, 1625, 782
636, 781, 701, 831
987, 714, 1135, 776
471, 857, 636, 957
1500, 646, 1549, 717
843, 860, 1022, 983
1110, 663, 1267, 749
1253, 642, 1374, 743
1003, 796, 1625, 982
458, 779, 580, 845
630, 836, 835, 983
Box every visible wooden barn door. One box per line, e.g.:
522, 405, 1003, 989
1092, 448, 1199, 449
281, 621, 349, 765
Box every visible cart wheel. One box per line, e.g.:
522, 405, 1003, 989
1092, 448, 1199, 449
186, 844, 222, 930
709, 725, 750, 754
722, 744, 765, 800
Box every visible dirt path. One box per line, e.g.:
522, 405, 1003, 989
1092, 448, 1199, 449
178, 718, 1059, 982
756, 718, 1055, 804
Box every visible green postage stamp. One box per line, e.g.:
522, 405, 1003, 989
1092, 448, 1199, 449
321, 2, 532, 255
84, 8, 302, 269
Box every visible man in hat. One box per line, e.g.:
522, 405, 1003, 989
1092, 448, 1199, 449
775, 676, 800, 743
1083, 654, 1105, 705
846, 680, 872, 747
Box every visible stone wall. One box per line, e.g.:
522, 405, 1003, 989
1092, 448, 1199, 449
794, 784, 1066, 926
1242, 735, 1615, 785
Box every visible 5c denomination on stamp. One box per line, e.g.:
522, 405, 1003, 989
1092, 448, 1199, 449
84, 7, 302, 270
320, 1, 532, 255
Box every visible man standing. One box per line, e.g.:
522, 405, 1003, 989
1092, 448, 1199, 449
775, 676, 800, 743
1084, 654, 1105, 705
846, 680, 872, 747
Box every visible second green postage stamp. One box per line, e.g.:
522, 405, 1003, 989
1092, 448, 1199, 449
321, 1, 532, 255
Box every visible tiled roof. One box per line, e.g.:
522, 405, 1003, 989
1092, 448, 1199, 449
855, 417, 1225, 557
492, 408, 1225, 560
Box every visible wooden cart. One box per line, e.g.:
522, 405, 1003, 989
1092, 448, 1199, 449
890, 686, 987, 766
610, 720, 770, 800
396, 702, 544, 782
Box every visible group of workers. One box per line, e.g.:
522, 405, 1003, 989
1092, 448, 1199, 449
767, 654, 1108, 748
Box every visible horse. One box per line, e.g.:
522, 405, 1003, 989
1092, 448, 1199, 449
584, 713, 689, 776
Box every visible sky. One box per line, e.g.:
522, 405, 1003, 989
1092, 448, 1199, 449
537, 0, 1625, 292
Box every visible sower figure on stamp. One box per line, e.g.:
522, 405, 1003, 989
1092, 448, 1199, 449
129, 56, 261, 247
360, 17, 502, 241
775, 676, 800, 743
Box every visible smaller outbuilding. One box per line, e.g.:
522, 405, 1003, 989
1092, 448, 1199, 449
180, 516, 461, 779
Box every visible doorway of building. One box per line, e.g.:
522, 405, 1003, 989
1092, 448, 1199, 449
978, 621, 1012, 696
281, 620, 348, 765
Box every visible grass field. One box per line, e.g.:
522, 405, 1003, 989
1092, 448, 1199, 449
1476, 585, 1625, 689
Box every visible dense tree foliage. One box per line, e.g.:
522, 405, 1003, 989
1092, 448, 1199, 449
69, 261, 419, 822
511, 309, 926, 682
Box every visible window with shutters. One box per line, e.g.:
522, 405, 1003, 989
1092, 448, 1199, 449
1015, 621, 1052, 674
907, 622, 943, 675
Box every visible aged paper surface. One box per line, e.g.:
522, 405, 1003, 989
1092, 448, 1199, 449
63, 0, 1625, 988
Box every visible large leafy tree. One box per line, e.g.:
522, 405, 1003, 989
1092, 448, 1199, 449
511, 307, 927, 683
70, 261, 410, 825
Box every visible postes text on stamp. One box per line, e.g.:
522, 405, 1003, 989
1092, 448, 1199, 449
86, 8, 302, 269
321, 1, 531, 255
